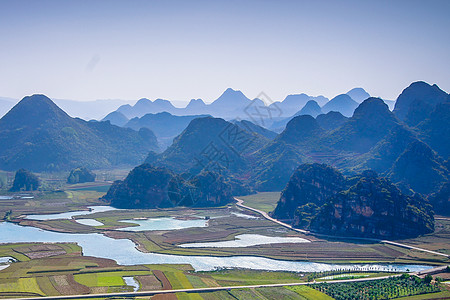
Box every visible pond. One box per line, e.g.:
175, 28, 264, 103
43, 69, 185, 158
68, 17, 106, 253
123, 276, 139, 292
25, 206, 116, 220
0, 222, 431, 273
179, 234, 310, 248
118, 217, 207, 231
75, 219, 104, 226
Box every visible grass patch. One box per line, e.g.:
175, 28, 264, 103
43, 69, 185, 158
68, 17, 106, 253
237, 192, 280, 213
164, 271, 193, 289
288, 285, 334, 300
176, 292, 203, 300
0, 278, 44, 295
208, 269, 305, 286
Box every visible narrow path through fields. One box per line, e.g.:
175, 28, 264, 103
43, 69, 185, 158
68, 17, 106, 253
12, 266, 449, 300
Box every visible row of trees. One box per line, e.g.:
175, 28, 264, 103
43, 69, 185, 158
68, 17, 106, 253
313, 274, 441, 300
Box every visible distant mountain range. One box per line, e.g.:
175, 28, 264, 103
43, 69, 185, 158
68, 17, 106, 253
106, 87, 377, 130
122, 112, 210, 150
0, 81, 448, 218
0, 95, 159, 171
0, 86, 378, 127
136, 81, 449, 204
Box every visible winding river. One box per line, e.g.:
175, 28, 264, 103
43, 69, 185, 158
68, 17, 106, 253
0, 222, 431, 273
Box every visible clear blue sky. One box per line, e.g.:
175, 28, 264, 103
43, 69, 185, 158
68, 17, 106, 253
0, 0, 449, 103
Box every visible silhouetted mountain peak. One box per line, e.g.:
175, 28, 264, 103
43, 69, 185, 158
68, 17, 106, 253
295, 100, 322, 117
136, 98, 151, 105
316, 111, 348, 131
326, 98, 399, 153
1, 94, 70, 128
352, 97, 393, 119
321, 94, 359, 117
278, 115, 324, 144
186, 98, 206, 108
393, 81, 448, 126
210, 88, 251, 109
102, 111, 129, 127
282, 94, 310, 106
346, 87, 370, 103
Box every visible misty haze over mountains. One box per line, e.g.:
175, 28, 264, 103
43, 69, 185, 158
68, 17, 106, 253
1, 81, 448, 200
0, 86, 391, 123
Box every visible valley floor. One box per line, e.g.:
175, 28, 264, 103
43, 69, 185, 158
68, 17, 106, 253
0, 187, 449, 299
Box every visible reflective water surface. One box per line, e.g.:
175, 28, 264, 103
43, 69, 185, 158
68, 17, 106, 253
0, 222, 431, 273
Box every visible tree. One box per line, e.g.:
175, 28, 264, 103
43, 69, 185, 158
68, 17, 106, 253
9, 169, 39, 191
424, 274, 433, 284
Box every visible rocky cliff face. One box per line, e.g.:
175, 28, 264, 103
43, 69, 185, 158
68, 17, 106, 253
272, 164, 435, 239
102, 164, 233, 209
271, 163, 346, 221
310, 170, 434, 238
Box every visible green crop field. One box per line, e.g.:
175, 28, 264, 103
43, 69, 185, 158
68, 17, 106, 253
288, 285, 334, 300
238, 192, 280, 213
0, 278, 44, 296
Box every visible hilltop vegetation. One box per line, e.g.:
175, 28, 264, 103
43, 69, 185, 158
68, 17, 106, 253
67, 167, 96, 184
273, 164, 434, 239
102, 164, 233, 209
0, 81, 448, 216
10, 169, 40, 191
0, 95, 159, 171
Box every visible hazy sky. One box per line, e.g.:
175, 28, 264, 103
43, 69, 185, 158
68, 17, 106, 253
0, 0, 449, 103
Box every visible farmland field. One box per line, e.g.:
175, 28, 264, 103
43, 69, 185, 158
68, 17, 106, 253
1, 175, 449, 299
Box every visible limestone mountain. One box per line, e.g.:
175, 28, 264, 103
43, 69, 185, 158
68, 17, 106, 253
416, 101, 450, 159
209, 88, 252, 111
10, 169, 40, 192
326, 98, 399, 153
0, 94, 159, 171
321, 94, 359, 117
232, 119, 278, 140
387, 140, 448, 195
184, 99, 208, 114
310, 170, 434, 239
124, 112, 209, 149
271, 163, 347, 222
316, 111, 348, 131
393, 81, 449, 126
268, 94, 328, 119
102, 111, 129, 127
117, 98, 178, 119
346, 88, 370, 103
276, 115, 325, 147
351, 125, 418, 174
294, 100, 323, 118
252, 143, 305, 192
102, 164, 233, 209
67, 167, 96, 184
148, 116, 268, 174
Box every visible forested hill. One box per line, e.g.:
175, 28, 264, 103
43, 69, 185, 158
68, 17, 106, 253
0, 94, 159, 171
